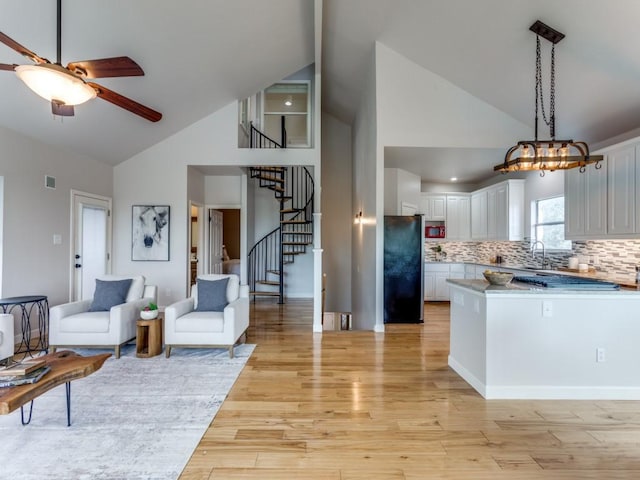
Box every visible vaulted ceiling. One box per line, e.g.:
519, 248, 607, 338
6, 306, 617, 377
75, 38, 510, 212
2, 0, 640, 182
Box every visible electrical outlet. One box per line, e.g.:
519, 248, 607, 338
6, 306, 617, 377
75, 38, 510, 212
596, 347, 606, 362
542, 301, 553, 317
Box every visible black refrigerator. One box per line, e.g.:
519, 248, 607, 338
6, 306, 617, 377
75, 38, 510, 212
383, 215, 424, 323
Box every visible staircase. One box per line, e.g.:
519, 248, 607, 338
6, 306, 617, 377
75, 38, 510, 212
248, 166, 314, 303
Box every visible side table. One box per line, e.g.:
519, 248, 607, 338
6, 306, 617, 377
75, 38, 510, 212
0, 295, 49, 356
136, 317, 163, 358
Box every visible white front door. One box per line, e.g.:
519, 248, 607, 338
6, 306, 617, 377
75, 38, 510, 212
71, 191, 112, 301
209, 210, 223, 274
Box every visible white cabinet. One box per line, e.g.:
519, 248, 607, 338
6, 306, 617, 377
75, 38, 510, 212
446, 195, 471, 240
470, 180, 524, 241
424, 263, 464, 301
607, 146, 636, 235
421, 194, 446, 221
471, 190, 488, 240
464, 264, 476, 280
565, 160, 607, 239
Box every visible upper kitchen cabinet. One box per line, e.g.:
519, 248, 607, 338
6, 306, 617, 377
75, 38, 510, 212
566, 140, 640, 240
421, 194, 446, 221
384, 168, 421, 215
471, 180, 524, 241
607, 145, 636, 235
471, 190, 488, 240
565, 159, 607, 239
446, 194, 471, 241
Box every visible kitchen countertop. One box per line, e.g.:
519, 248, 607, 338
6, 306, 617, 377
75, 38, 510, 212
447, 278, 640, 295
426, 261, 638, 289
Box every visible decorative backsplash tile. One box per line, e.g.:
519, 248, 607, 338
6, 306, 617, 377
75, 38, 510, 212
425, 239, 640, 276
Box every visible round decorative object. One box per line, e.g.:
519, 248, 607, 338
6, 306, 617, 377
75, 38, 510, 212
483, 271, 514, 286
140, 309, 159, 320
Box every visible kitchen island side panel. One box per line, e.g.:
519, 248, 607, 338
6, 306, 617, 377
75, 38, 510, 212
448, 281, 640, 399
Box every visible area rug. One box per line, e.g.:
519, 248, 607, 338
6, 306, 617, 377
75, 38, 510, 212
0, 343, 255, 480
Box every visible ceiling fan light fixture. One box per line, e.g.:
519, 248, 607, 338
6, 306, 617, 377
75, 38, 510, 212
495, 20, 603, 176
15, 63, 96, 106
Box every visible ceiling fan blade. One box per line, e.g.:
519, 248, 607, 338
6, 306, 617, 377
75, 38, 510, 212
0, 31, 48, 64
0, 63, 16, 71
87, 82, 162, 122
67, 56, 144, 79
51, 101, 74, 117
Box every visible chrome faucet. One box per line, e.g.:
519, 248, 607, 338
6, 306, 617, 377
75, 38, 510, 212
530, 240, 547, 268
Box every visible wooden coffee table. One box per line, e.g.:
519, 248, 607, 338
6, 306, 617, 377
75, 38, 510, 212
0, 350, 110, 426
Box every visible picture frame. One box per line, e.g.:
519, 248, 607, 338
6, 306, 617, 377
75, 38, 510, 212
131, 205, 170, 261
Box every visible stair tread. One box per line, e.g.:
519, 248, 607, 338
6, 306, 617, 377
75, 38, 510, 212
282, 231, 313, 235
268, 185, 285, 193
284, 251, 305, 255
267, 270, 281, 275
257, 175, 285, 184
282, 242, 310, 245
250, 291, 281, 297
280, 208, 301, 213
281, 220, 310, 224
257, 280, 280, 286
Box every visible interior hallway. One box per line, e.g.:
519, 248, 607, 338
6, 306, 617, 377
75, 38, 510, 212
180, 300, 640, 479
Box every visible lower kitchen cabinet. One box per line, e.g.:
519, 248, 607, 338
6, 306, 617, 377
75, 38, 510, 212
425, 263, 464, 301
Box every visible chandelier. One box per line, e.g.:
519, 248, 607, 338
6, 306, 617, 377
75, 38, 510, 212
494, 20, 603, 176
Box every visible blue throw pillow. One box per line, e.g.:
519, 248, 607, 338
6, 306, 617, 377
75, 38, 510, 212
89, 279, 133, 312
195, 278, 229, 312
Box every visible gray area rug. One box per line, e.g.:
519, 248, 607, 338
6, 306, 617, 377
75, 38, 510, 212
0, 344, 255, 480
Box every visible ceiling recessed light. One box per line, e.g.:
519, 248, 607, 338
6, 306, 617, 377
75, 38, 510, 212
450, 177, 458, 182
284, 95, 293, 106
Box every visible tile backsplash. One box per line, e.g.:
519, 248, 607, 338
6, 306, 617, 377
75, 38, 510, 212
425, 239, 640, 276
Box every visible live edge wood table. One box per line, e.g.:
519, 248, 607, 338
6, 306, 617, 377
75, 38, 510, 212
0, 351, 110, 426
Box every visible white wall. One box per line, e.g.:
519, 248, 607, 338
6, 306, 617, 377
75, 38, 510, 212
351, 49, 378, 331
321, 113, 352, 312
205, 176, 242, 205
0, 126, 112, 336
384, 167, 420, 215
114, 101, 320, 307
376, 42, 531, 148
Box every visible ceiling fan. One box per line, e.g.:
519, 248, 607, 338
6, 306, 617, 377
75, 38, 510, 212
0, 0, 162, 122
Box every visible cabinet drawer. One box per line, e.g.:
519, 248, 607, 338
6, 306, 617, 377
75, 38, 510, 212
425, 263, 450, 273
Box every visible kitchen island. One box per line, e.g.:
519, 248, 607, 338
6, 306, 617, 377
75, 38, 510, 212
447, 278, 640, 400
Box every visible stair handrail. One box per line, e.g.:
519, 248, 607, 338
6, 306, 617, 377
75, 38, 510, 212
249, 121, 287, 149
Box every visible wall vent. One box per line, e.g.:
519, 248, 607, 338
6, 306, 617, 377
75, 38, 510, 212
45, 175, 56, 189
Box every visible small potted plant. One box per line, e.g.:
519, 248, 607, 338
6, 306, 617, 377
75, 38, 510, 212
430, 244, 446, 261
140, 302, 159, 320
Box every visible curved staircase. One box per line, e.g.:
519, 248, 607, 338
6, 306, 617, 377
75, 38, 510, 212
248, 166, 314, 303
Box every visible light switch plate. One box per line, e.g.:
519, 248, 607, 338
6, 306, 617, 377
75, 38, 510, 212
53, 234, 62, 245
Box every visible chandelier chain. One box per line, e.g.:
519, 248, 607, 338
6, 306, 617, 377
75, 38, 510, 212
535, 36, 555, 135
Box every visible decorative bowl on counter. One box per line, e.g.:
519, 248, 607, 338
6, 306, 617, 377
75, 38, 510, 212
483, 271, 514, 286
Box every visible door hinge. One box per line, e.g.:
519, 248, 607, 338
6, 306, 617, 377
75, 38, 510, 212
106, 252, 110, 260
108, 209, 111, 217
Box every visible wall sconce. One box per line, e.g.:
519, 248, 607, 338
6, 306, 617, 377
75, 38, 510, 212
354, 210, 363, 225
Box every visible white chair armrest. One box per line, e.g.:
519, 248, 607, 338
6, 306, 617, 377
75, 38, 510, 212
50, 299, 92, 321
223, 296, 249, 339
239, 284, 249, 298
165, 298, 195, 321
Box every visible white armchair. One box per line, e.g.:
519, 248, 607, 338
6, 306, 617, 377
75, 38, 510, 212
164, 274, 249, 358
49, 275, 157, 359
0, 313, 14, 364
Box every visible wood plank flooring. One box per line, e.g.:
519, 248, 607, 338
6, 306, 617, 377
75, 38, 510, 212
180, 300, 640, 479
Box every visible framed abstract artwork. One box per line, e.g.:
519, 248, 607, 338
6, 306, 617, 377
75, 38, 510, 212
132, 205, 170, 261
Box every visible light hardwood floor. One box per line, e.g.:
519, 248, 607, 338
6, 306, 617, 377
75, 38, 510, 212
180, 300, 640, 479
